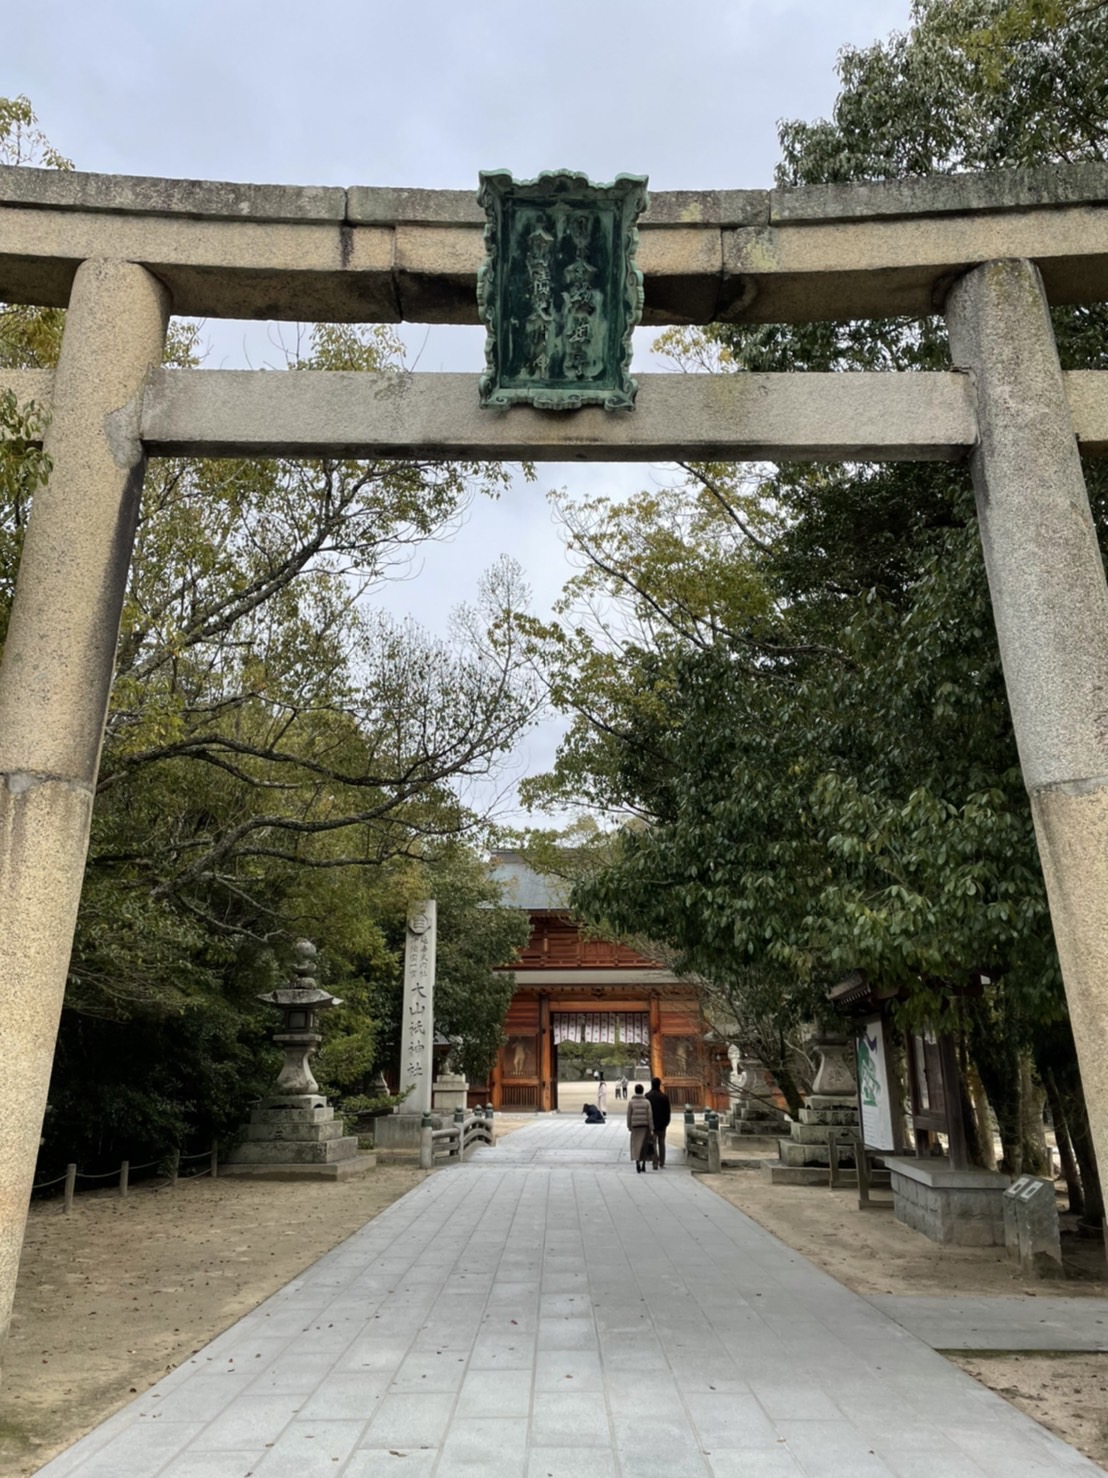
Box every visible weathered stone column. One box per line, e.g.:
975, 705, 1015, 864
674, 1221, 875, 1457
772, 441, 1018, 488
0, 259, 169, 1360
399, 900, 437, 1116
945, 257, 1108, 1194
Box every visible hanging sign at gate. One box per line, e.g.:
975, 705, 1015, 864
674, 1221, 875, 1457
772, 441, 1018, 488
551, 1011, 649, 1046
477, 169, 648, 412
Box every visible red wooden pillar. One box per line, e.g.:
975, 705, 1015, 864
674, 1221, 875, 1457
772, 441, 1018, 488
649, 994, 663, 1082
490, 1050, 503, 1110
539, 993, 553, 1111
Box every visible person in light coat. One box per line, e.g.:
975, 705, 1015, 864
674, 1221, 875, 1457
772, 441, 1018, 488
597, 1074, 608, 1113
626, 1083, 654, 1173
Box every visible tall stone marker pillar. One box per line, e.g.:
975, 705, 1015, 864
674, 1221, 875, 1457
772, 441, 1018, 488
399, 900, 436, 1116
0, 259, 169, 1361
946, 258, 1108, 1203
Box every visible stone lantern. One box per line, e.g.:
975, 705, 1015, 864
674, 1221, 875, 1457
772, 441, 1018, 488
222, 938, 366, 1180
257, 939, 340, 1101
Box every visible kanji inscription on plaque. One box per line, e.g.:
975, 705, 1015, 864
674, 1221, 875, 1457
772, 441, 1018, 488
477, 169, 648, 412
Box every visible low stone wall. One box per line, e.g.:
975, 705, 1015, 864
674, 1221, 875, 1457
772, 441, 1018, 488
374, 1112, 443, 1149
886, 1157, 1010, 1246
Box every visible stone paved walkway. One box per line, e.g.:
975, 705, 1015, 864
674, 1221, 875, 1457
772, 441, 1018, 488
868, 1295, 1108, 1352
37, 1118, 1106, 1477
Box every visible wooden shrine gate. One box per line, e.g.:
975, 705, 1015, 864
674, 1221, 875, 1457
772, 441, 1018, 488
493, 998, 713, 1112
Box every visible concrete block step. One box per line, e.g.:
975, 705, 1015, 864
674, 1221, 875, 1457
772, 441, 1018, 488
249, 1106, 336, 1125
762, 1163, 831, 1186
225, 1135, 359, 1165
798, 1107, 858, 1126
789, 1123, 858, 1145
778, 1141, 857, 1168
220, 1153, 377, 1182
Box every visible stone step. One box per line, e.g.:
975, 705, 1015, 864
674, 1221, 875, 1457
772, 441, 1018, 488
225, 1135, 359, 1166
243, 1119, 346, 1142
221, 1152, 377, 1182
259, 1094, 328, 1110
724, 1131, 785, 1147
789, 1123, 858, 1145
805, 1095, 858, 1112
249, 1106, 336, 1125
762, 1163, 831, 1186
798, 1107, 858, 1126
778, 1140, 857, 1168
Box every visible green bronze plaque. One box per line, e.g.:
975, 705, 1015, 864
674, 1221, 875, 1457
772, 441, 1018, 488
477, 169, 648, 411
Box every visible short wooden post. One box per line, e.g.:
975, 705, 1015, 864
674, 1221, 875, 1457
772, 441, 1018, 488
63, 1164, 76, 1215
169, 1149, 180, 1189
119, 1160, 129, 1198
856, 1136, 871, 1210
828, 1137, 841, 1188
210, 1139, 218, 1180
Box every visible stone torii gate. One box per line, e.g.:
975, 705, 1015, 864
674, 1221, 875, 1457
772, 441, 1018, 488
4, 162, 1108, 1353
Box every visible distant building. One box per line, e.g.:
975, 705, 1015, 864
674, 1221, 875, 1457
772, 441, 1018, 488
486, 850, 726, 1111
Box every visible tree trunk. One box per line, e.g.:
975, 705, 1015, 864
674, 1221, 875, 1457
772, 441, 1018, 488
1033, 1019, 1103, 1227
971, 1048, 1022, 1175
1064, 1079, 1104, 1226
966, 1064, 997, 1172
770, 1061, 805, 1120
1043, 1067, 1084, 1218
964, 994, 1023, 1174
1019, 1055, 1051, 1177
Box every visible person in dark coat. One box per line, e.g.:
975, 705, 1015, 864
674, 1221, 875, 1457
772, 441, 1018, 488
582, 1102, 606, 1123
645, 1076, 672, 1169
626, 1082, 654, 1172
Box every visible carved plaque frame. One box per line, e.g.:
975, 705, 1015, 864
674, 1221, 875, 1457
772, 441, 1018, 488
477, 169, 648, 412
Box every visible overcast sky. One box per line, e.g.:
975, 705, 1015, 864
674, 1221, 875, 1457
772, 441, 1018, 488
3, 0, 913, 820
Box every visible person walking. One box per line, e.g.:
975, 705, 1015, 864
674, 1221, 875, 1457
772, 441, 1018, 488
645, 1076, 672, 1169
627, 1082, 654, 1173
619, 1074, 629, 1101
597, 1074, 608, 1113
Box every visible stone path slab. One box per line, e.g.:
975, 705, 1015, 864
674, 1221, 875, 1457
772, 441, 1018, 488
36, 1117, 1105, 1477
868, 1295, 1108, 1351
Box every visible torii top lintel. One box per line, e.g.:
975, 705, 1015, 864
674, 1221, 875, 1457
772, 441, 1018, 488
3, 161, 1108, 328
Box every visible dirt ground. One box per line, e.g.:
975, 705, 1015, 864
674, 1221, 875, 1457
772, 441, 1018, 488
704, 1162, 1108, 1470
3, 1129, 1107, 1476
0, 1166, 429, 1476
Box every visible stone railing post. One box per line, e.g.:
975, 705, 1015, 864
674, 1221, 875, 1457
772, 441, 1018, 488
0, 259, 169, 1361
707, 1123, 722, 1175
419, 1112, 433, 1170
946, 258, 1108, 1204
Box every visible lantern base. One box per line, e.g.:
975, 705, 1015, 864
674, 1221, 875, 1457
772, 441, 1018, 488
224, 1098, 360, 1172
220, 1153, 377, 1182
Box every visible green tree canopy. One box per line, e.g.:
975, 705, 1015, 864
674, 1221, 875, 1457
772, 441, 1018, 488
524, 0, 1108, 1179
0, 98, 536, 1165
